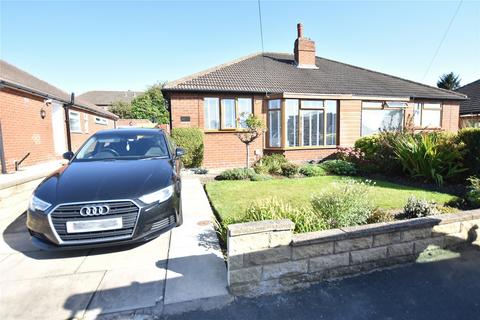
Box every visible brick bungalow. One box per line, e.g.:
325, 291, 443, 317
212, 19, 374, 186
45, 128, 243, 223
0, 60, 118, 173
162, 24, 467, 169
456, 79, 480, 128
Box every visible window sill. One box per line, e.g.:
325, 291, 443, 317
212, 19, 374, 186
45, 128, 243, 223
204, 129, 249, 133
264, 146, 338, 151
71, 131, 83, 134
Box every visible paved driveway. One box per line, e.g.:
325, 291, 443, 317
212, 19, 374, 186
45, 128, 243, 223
0, 177, 230, 320
1, 209, 171, 319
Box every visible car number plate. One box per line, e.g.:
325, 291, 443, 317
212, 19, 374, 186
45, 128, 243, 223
66, 218, 123, 233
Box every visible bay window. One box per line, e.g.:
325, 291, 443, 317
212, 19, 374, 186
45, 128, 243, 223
285, 99, 299, 147
204, 97, 252, 130
361, 101, 404, 136
268, 100, 281, 147
325, 100, 337, 145
268, 98, 338, 148
414, 102, 442, 128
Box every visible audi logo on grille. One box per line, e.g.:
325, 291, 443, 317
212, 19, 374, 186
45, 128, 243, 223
79, 205, 110, 216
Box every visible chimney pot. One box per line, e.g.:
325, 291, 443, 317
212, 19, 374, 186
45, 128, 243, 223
297, 23, 303, 38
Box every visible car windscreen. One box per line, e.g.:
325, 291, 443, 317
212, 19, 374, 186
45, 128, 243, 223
74, 132, 169, 161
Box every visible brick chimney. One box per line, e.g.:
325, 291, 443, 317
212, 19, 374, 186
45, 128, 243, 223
293, 23, 317, 69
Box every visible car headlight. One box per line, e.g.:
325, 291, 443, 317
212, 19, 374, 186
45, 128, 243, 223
29, 195, 52, 212
139, 185, 174, 204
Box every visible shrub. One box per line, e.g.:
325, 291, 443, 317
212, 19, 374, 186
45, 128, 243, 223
367, 208, 394, 224
243, 198, 327, 233
299, 164, 326, 177
280, 163, 299, 177
403, 196, 438, 219
171, 128, 204, 168
466, 176, 480, 207
254, 154, 287, 174
192, 168, 208, 175
320, 160, 357, 176
354, 132, 402, 174
311, 179, 375, 228
456, 128, 480, 176
391, 132, 465, 185
216, 168, 255, 180
250, 174, 273, 181
354, 135, 381, 159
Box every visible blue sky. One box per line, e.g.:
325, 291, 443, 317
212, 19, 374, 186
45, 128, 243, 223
1, 0, 479, 94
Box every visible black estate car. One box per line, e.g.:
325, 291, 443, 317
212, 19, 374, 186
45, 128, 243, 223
27, 128, 184, 250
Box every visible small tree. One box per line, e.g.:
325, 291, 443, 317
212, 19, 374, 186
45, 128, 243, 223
236, 114, 265, 168
130, 84, 169, 124
437, 72, 461, 90
110, 101, 133, 118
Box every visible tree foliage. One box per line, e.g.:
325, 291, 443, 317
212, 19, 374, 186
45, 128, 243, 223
130, 84, 169, 124
110, 101, 132, 118
437, 72, 461, 90
108, 84, 169, 124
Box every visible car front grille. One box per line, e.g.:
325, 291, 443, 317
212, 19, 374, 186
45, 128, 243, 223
50, 200, 139, 243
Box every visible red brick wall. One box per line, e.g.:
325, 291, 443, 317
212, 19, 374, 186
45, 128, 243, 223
282, 148, 337, 163
0, 88, 57, 172
0, 88, 115, 173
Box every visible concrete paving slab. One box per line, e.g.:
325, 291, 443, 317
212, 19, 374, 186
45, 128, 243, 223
164, 178, 231, 312
84, 266, 166, 319
0, 271, 104, 320
0, 250, 88, 281
0, 253, 10, 262
78, 232, 170, 273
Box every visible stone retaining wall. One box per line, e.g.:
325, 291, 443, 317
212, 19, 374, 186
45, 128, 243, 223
227, 210, 480, 296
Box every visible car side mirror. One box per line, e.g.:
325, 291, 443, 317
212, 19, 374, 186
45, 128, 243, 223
175, 148, 185, 158
63, 151, 74, 160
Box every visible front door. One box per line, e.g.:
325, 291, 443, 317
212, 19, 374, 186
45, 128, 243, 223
51, 102, 67, 155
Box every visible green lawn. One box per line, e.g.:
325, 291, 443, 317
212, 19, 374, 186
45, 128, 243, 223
205, 176, 458, 221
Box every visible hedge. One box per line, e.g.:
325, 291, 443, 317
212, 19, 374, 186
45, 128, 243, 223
457, 128, 480, 176
171, 128, 204, 168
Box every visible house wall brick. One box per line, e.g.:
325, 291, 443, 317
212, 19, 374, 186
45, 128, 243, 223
0, 88, 115, 173
168, 93, 460, 168
0, 88, 57, 172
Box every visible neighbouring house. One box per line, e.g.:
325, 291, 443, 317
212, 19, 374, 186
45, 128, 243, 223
78, 90, 143, 111
456, 79, 480, 128
0, 60, 118, 173
117, 119, 156, 128
162, 23, 467, 169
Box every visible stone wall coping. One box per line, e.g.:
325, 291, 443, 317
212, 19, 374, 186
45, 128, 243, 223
228, 219, 295, 237
291, 209, 480, 247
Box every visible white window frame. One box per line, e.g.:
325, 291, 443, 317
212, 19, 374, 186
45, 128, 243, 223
69, 111, 82, 133
84, 114, 89, 133
204, 97, 220, 130
414, 102, 442, 128
361, 101, 405, 136
95, 117, 108, 125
